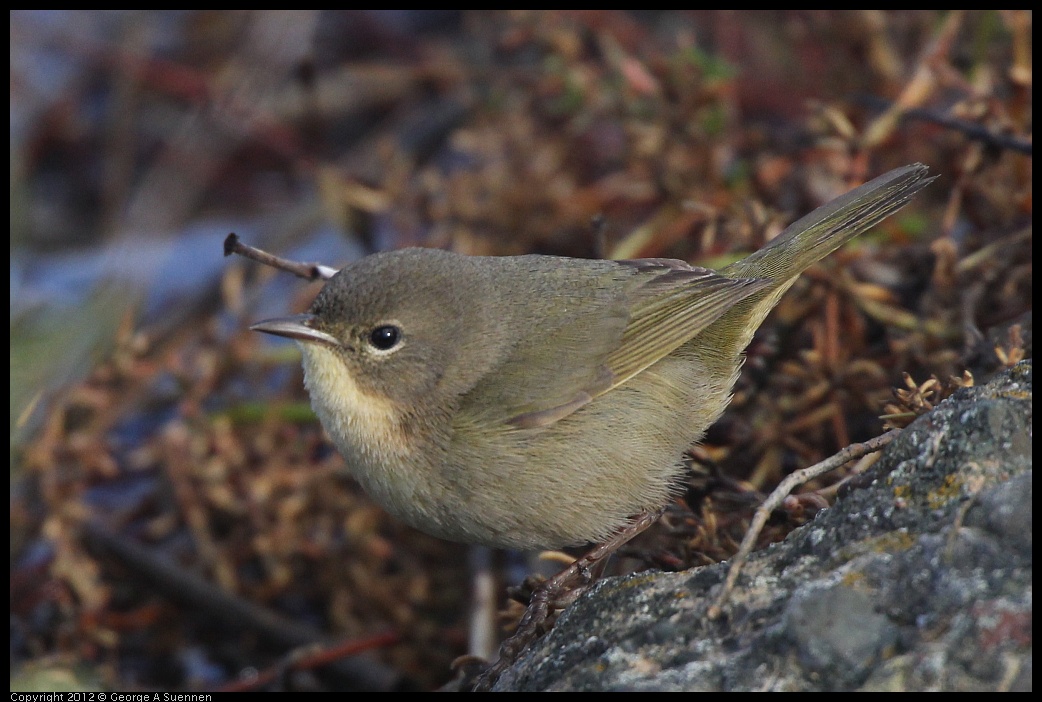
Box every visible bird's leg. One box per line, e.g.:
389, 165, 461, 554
469, 508, 665, 691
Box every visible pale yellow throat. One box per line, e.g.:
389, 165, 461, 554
296, 342, 411, 461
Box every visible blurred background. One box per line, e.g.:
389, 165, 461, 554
10, 10, 1031, 691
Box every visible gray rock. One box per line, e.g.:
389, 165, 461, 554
495, 361, 1032, 691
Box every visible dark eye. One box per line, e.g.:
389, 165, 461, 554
368, 325, 402, 351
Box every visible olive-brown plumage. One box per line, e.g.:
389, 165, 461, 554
252, 164, 933, 550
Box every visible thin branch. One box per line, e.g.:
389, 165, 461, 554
224, 233, 339, 281
82, 520, 402, 690
855, 94, 1033, 156
707, 429, 901, 619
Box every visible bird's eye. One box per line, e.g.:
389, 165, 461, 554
368, 325, 402, 351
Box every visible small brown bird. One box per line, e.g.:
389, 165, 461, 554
252, 164, 932, 551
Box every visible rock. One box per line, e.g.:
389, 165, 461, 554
495, 361, 1032, 691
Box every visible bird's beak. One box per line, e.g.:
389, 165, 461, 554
250, 314, 340, 347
